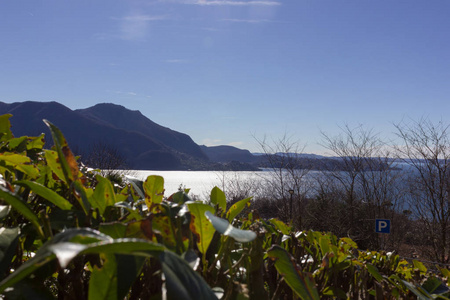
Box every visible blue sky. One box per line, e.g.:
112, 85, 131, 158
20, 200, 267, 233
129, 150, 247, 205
1, 1, 449, 154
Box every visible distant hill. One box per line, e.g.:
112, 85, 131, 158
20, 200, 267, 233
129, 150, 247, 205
76, 103, 207, 161
200, 145, 258, 163
0, 101, 207, 170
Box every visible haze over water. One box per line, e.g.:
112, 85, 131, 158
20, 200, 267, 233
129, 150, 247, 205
132, 170, 267, 198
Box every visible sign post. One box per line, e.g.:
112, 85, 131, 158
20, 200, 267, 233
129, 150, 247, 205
375, 219, 391, 234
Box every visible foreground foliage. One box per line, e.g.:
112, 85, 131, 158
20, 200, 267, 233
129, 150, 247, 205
0, 114, 449, 299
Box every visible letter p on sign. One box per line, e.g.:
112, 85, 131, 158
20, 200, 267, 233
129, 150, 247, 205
375, 219, 390, 234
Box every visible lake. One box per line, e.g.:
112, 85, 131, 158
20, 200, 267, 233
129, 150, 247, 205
130, 170, 270, 198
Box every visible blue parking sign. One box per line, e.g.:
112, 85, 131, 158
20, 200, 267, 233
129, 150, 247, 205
375, 219, 390, 234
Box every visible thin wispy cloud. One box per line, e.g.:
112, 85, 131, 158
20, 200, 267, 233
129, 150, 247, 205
186, 0, 280, 6
107, 90, 151, 98
113, 14, 168, 41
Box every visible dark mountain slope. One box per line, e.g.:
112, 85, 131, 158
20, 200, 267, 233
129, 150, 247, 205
76, 103, 207, 160
0, 101, 199, 170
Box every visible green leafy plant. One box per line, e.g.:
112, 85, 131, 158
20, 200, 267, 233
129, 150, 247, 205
0, 113, 448, 299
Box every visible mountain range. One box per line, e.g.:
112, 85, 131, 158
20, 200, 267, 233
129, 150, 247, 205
0, 101, 400, 172
0, 101, 261, 170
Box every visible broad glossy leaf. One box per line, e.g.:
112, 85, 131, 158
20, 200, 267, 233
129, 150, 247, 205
0, 229, 165, 294
89, 254, 119, 300
226, 197, 252, 222
0, 228, 111, 292
72, 181, 92, 214
0, 187, 44, 238
80, 239, 166, 256
43, 119, 79, 183
401, 280, 433, 300
413, 260, 427, 275
15, 180, 73, 210
44, 150, 66, 183
269, 218, 291, 235
26, 134, 45, 151
152, 215, 177, 248
205, 211, 256, 243
91, 175, 116, 215
125, 176, 145, 200
210, 187, 226, 212
421, 276, 449, 295
49, 242, 88, 268
0, 153, 39, 178
168, 190, 191, 204
0, 205, 10, 219
116, 254, 146, 299
186, 202, 215, 254
367, 264, 383, 282
267, 245, 319, 300
0, 114, 13, 142
160, 251, 218, 300
125, 219, 153, 240
100, 223, 127, 239
319, 236, 331, 257
6, 137, 27, 151
183, 249, 200, 270
0, 227, 19, 276
143, 175, 164, 208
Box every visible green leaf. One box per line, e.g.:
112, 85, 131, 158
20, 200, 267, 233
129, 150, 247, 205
0, 153, 30, 165
72, 181, 92, 214
125, 176, 145, 200
0, 152, 39, 178
186, 202, 215, 254
89, 254, 119, 300
367, 264, 384, 282
323, 286, 347, 299
205, 211, 256, 243
319, 236, 331, 257
43, 119, 79, 183
210, 187, 226, 212
152, 215, 177, 248
169, 190, 191, 204
422, 276, 449, 295
44, 150, 67, 183
99, 223, 127, 239
0, 114, 13, 142
91, 175, 116, 215
15, 180, 73, 210
269, 218, 291, 235
0, 228, 166, 294
0, 228, 111, 292
6, 137, 27, 151
226, 197, 252, 222
401, 280, 433, 300
0, 187, 44, 238
413, 260, 427, 274
26, 134, 45, 151
116, 254, 146, 299
0, 227, 20, 277
143, 175, 164, 208
267, 245, 320, 300
160, 251, 218, 300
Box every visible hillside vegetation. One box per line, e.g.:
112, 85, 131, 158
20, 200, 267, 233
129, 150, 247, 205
0, 113, 449, 299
